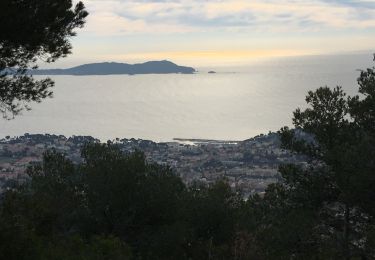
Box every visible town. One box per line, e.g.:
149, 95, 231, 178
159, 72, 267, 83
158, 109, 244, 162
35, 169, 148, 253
0, 133, 306, 196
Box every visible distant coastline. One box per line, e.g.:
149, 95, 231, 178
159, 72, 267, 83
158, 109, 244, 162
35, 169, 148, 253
0, 132, 301, 194
27, 60, 196, 75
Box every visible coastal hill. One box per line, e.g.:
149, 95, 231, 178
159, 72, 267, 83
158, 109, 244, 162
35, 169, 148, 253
29, 60, 196, 75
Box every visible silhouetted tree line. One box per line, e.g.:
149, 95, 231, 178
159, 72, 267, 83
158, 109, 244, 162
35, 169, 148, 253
0, 58, 375, 259
0, 0, 87, 118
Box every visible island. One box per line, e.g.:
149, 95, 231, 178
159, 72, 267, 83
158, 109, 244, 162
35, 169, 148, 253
27, 60, 196, 75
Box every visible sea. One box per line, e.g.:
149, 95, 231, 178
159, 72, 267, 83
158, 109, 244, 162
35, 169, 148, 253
1, 53, 373, 142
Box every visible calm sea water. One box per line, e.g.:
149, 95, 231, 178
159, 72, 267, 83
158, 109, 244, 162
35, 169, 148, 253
1, 53, 373, 142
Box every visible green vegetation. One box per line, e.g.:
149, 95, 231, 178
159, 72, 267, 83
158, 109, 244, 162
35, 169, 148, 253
0, 144, 242, 259
0, 57, 374, 259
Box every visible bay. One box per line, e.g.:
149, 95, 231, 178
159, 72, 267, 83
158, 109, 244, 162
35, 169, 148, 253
1, 53, 373, 141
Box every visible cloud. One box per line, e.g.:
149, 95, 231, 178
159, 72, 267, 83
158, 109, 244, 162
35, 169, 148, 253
80, 0, 375, 36
319, 0, 375, 9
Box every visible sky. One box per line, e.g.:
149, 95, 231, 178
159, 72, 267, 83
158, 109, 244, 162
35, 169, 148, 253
51, 0, 375, 67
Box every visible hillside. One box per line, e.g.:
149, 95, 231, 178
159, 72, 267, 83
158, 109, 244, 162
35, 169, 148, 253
29, 60, 196, 75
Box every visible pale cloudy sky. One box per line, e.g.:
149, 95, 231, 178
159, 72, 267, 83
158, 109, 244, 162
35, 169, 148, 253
55, 0, 375, 67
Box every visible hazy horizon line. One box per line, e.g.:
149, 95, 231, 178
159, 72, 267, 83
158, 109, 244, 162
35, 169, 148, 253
38, 49, 374, 69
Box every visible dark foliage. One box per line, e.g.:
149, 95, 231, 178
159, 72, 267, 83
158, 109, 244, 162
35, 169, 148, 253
269, 55, 375, 259
0, 0, 88, 118
0, 144, 243, 259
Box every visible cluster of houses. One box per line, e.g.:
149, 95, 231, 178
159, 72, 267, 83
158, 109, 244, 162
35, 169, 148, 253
0, 133, 305, 196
